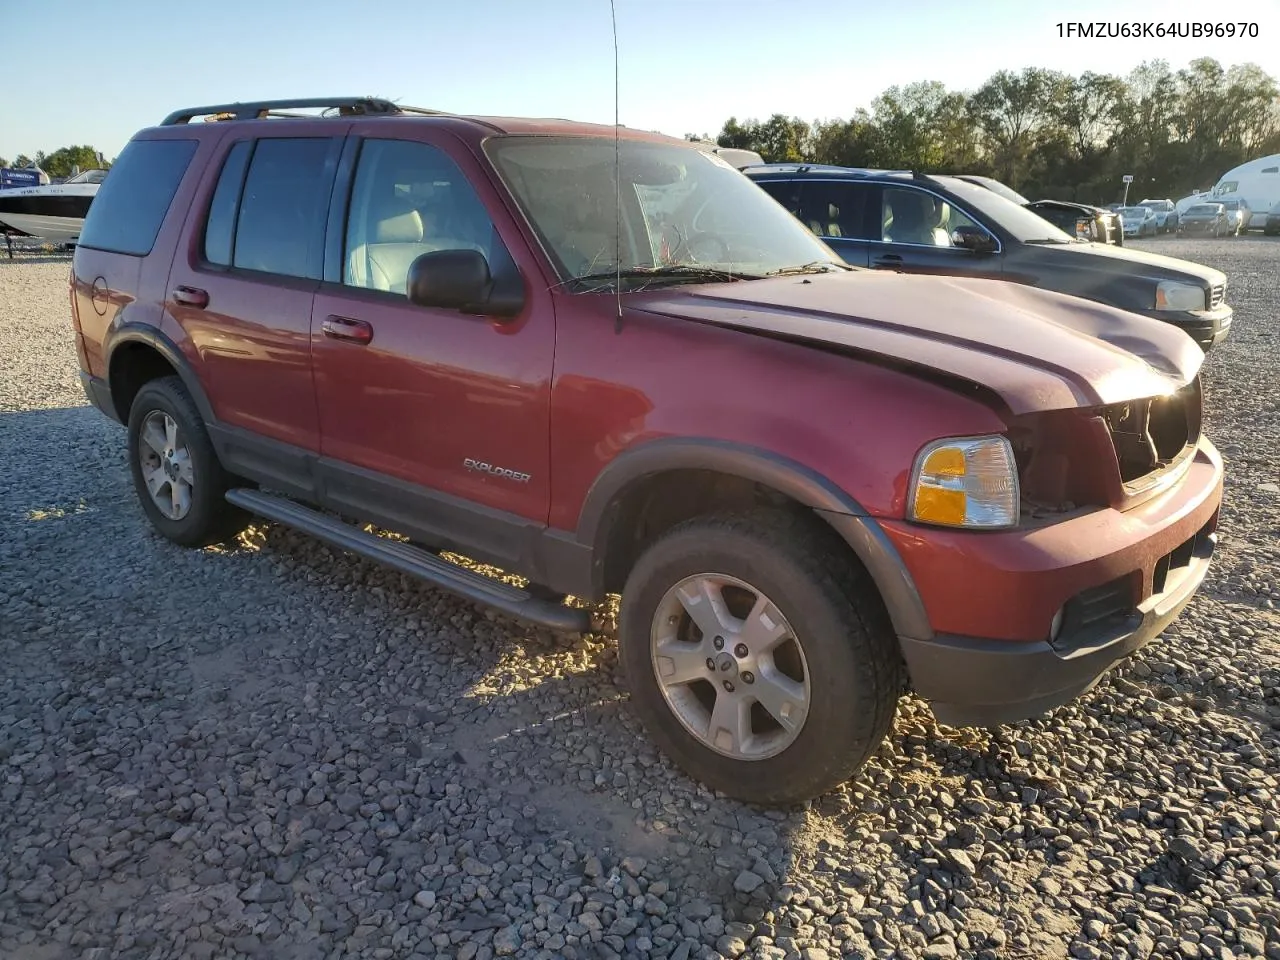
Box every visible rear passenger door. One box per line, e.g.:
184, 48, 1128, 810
308, 129, 555, 559
166, 129, 347, 487
793, 181, 874, 266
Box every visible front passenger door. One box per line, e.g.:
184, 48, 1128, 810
872, 185, 1002, 278
309, 134, 555, 566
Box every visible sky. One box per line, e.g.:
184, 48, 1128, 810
1, 0, 1278, 162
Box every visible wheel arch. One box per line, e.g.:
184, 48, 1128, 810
106, 324, 215, 425
576, 438, 933, 641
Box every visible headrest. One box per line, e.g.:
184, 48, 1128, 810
828, 203, 840, 220
374, 208, 424, 244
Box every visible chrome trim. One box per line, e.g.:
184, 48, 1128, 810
1121, 444, 1196, 508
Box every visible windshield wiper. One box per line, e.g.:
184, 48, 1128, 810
569, 264, 760, 290
765, 260, 853, 276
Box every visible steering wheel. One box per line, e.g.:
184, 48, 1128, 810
685, 232, 730, 264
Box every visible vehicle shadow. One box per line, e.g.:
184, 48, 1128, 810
7, 404, 1275, 958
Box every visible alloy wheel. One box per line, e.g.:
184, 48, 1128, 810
650, 573, 810, 760
137, 410, 194, 520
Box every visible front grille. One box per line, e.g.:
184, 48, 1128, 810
1101, 378, 1201, 491
1209, 283, 1226, 309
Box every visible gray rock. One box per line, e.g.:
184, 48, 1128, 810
493, 926, 520, 955
733, 870, 764, 894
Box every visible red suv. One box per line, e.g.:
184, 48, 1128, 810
71, 98, 1223, 805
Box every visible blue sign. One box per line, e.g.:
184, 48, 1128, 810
0, 169, 43, 189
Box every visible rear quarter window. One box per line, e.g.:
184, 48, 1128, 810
78, 139, 198, 256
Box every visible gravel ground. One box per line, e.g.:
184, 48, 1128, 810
1, 238, 1277, 960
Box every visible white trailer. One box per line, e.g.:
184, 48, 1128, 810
1211, 154, 1280, 230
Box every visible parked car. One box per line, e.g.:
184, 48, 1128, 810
1138, 198, 1179, 233
1217, 198, 1250, 236
72, 98, 1224, 805
1178, 202, 1231, 237
1118, 206, 1159, 238
951, 174, 1124, 246
1265, 201, 1280, 236
744, 164, 1232, 348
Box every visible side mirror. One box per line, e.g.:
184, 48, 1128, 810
406, 248, 526, 321
951, 225, 997, 254
407, 249, 492, 313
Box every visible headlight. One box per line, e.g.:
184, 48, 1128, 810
1155, 280, 1207, 312
908, 436, 1019, 530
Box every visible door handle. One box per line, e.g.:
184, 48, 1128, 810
171, 285, 209, 309
873, 254, 903, 267
322, 315, 374, 345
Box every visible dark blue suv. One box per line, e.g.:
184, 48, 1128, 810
743, 164, 1233, 349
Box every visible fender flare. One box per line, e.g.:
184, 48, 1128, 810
575, 437, 933, 641
103, 323, 216, 424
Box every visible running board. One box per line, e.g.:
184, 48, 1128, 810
225, 488, 590, 633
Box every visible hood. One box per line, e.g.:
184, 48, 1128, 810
1034, 239, 1227, 285
634, 271, 1203, 416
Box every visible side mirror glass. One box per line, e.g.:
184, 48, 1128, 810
951, 225, 997, 254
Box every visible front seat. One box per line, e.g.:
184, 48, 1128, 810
347, 195, 429, 294
807, 203, 842, 238
884, 193, 938, 246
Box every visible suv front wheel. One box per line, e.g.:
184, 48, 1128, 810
127, 376, 247, 547
619, 511, 902, 805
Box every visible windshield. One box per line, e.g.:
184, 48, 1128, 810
1119, 207, 1148, 217
932, 176, 1075, 242
1138, 201, 1167, 210
1219, 200, 1239, 210
485, 136, 842, 286
1187, 204, 1221, 215
65, 168, 107, 185
962, 176, 1029, 206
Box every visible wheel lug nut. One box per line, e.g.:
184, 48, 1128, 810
742, 671, 754, 684
706, 658, 716, 671
734, 643, 748, 658
713, 636, 724, 650
723, 681, 735, 692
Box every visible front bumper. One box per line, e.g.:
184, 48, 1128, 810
1139, 303, 1233, 348
885, 437, 1223, 725
900, 520, 1215, 726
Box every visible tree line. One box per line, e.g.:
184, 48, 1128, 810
0, 146, 109, 180
695, 59, 1279, 205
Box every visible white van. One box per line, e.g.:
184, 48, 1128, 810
1212, 154, 1280, 230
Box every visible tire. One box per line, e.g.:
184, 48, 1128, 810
127, 375, 248, 547
618, 511, 903, 805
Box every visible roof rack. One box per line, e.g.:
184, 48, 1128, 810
160, 97, 445, 126
739, 163, 918, 180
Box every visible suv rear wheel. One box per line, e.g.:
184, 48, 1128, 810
618, 512, 902, 805
127, 376, 247, 547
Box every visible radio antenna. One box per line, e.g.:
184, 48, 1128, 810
609, 0, 623, 332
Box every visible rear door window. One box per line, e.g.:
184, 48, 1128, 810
231, 138, 339, 279
796, 181, 871, 240
755, 179, 801, 219
203, 140, 252, 266
78, 139, 198, 256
